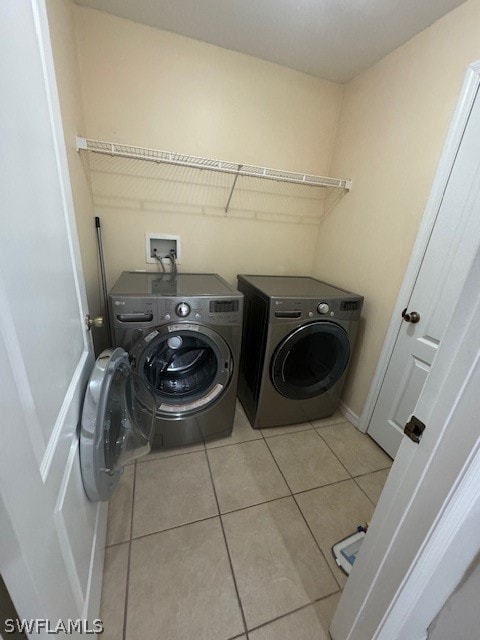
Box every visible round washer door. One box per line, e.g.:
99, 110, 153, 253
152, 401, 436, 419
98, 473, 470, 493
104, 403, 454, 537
271, 322, 350, 400
131, 324, 232, 416
80, 348, 155, 502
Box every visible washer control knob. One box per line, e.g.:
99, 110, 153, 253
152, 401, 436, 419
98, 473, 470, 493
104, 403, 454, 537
317, 303, 330, 315
175, 302, 191, 318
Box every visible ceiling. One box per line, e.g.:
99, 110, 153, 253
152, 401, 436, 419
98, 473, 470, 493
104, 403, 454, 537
75, 0, 466, 83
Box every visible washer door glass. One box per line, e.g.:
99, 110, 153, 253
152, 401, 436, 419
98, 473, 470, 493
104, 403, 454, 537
80, 348, 155, 502
134, 326, 232, 415
271, 322, 350, 400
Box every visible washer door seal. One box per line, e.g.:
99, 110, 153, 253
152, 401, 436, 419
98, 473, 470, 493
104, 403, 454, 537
271, 322, 350, 400
131, 324, 232, 416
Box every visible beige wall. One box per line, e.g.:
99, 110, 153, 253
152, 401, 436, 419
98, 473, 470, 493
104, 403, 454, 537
73, 6, 343, 288
46, 0, 100, 319
49, 0, 480, 419
313, 0, 480, 417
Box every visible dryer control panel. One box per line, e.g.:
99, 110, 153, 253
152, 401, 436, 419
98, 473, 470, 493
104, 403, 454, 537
270, 296, 363, 323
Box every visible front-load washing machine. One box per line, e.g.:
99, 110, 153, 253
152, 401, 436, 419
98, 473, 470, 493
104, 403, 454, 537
108, 272, 243, 448
237, 275, 363, 429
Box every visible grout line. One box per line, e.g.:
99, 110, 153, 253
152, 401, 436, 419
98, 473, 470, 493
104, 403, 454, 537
121, 460, 137, 640
291, 492, 344, 591
247, 601, 315, 634
352, 465, 392, 479
205, 434, 263, 451
219, 493, 291, 517
204, 448, 250, 640
261, 437, 342, 590
352, 477, 378, 508
259, 425, 313, 439
292, 477, 355, 500
127, 513, 220, 544
226, 634, 248, 640
312, 419, 351, 431
313, 589, 343, 603
121, 470, 378, 548
313, 428, 354, 479
137, 445, 206, 464
246, 588, 342, 634
314, 428, 393, 483
261, 435, 299, 495
105, 539, 134, 550
351, 465, 392, 509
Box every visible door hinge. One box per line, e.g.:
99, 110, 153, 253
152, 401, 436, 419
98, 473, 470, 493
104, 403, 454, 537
404, 415, 426, 444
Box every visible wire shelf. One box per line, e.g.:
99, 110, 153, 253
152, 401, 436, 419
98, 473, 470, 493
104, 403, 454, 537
76, 137, 352, 212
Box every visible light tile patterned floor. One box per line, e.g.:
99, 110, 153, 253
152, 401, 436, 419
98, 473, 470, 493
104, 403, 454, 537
101, 402, 392, 640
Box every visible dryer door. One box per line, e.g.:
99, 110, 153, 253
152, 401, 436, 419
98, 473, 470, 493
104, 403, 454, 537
131, 324, 232, 416
80, 348, 155, 502
271, 322, 350, 400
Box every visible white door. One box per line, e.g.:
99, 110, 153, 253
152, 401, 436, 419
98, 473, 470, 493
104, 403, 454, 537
332, 236, 480, 640
0, 0, 106, 627
367, 80, 480, 458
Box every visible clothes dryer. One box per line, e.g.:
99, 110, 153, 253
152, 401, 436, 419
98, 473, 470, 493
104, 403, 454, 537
237, 275, 363, 429
109, 272, 243, 447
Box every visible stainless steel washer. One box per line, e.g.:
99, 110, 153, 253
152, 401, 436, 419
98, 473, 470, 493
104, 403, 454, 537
237, 275, 363, 429
109, 272, 243, 447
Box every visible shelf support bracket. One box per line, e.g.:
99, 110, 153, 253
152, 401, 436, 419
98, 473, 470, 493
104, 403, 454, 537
75, 136, 88, 151
225, 164, 243, 214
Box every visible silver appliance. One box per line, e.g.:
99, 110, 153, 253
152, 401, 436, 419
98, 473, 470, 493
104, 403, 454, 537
109, 272, 243, 448
237, 275, 363, 429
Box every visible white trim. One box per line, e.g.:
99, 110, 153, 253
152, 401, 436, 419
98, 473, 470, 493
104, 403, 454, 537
339, 399, 359, 427
359, 61, 480, 433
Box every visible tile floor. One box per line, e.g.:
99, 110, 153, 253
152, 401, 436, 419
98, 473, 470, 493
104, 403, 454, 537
100, 402, 392, 640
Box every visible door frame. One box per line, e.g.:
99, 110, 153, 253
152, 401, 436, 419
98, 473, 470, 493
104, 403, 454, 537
358, 59, 480, 433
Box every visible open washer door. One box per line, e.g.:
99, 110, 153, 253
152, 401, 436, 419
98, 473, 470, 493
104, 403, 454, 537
80, 348, 155, 502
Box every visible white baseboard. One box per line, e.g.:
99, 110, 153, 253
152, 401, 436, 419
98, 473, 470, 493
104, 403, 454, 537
339, 400, 360, 429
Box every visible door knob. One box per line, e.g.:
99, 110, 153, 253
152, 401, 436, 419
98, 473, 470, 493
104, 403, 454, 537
85, 314, 104, 330
401, 308, 420, 324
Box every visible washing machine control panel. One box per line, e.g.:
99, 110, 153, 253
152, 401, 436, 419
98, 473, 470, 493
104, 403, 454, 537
110, 295, 158, 328
158, 297, 243, 325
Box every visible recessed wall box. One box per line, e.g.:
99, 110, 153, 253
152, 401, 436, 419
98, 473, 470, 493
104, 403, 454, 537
145, 234, 181, 265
